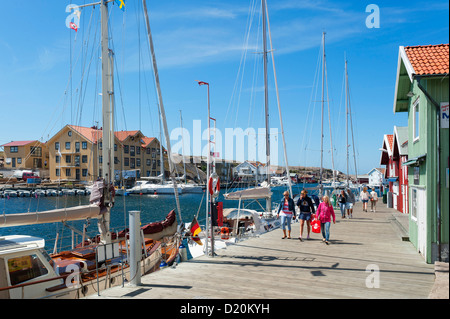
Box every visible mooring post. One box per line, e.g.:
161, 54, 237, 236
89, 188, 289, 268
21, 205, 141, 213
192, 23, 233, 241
128, 210, 142, 286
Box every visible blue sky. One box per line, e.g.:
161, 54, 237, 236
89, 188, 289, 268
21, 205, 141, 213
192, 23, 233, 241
0, 0, 448, 175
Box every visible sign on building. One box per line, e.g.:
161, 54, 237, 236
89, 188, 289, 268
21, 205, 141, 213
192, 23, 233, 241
441, 102, 449, 128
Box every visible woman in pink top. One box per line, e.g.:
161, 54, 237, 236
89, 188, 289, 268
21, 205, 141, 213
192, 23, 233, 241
316, 195, 336, 245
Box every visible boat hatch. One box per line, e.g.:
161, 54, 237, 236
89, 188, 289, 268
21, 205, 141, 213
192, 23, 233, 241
0, 236, 45, 254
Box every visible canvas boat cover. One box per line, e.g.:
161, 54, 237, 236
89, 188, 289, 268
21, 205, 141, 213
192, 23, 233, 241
223, 187, 272, 200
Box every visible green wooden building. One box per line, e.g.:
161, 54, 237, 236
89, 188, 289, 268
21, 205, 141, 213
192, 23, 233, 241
393, 44, 449, 263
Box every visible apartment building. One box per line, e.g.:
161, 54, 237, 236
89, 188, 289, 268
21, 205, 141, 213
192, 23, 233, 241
46, 124, 164, 183
0, 140, 49, 170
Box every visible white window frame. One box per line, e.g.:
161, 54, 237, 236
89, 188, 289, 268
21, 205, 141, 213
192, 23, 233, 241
413, 98, 420, 142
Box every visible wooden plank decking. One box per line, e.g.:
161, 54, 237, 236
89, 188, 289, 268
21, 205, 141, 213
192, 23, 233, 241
86, 202, 435, 299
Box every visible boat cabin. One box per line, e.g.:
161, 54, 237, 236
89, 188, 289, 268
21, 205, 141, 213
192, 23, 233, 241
0, 235, 62, 299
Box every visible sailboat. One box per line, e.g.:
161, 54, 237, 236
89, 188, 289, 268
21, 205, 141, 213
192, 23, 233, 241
0, 0, 181, 299
211, 0, 292, 244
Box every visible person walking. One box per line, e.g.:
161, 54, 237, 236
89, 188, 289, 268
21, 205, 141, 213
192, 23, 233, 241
370, 189, 379, 212
346, 188, 355, 218
277, 191, 296, 239
316, 195, 336, 245
360, 187, 370, 212
296, 190, 315, 241
337, 190, 347, 218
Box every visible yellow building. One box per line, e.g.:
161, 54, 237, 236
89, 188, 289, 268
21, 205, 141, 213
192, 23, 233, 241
46, 125, 165, 183
0, 140, 49, 171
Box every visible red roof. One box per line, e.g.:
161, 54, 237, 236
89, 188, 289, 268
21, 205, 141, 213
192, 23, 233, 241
386, 134, 393, 152
404, 44, 449, 76
1, 140, 38, 147
68, 125, 158, 148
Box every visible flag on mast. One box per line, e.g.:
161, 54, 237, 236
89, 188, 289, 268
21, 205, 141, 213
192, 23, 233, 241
70, 22, 78, 32
115, 0, 126, 11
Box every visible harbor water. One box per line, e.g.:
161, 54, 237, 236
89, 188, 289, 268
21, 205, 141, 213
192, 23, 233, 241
1, 184, 318, 252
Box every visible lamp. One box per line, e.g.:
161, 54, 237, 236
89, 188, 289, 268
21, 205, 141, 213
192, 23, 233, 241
406, 91, 415, 97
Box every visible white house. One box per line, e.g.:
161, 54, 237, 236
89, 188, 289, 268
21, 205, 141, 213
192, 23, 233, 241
368, 168, 385, 187
233, 161, 266, 182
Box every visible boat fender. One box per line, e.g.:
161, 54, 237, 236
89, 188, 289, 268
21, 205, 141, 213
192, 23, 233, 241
208, 174, 220, 197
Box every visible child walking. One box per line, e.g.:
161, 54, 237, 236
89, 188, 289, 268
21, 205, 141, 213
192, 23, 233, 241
317, 195, 336, 245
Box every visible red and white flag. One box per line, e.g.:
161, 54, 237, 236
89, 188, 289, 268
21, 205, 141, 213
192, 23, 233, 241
70, 22, 78, 32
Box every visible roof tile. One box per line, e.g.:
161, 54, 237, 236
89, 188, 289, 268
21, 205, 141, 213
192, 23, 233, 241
404, 44, 449, 76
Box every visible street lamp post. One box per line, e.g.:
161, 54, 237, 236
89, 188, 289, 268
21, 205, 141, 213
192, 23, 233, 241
196, 80, 213, 257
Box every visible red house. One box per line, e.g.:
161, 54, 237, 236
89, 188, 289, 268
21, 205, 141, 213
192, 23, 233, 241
380, 126, 409, 213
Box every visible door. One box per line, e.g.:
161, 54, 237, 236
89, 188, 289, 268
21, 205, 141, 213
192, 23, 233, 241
416, 188, 427, 257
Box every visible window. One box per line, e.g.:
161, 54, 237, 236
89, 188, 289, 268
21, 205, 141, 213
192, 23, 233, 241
413, 98, 419, 141
75, 142, 80, 152
130, 146, 135, 156
17, 158, 22, 164
411, 188, 417, 220
55, 142, 60, 150
56, 155, 60, 164
82, 169, 88, 177
10, 146, 18, 153
56, 168, 60, 176
136, 146, 140, 155
124, 145, 129, 154
136, 158, 141, 167
7, 254, 49, 286
66, 155, 71, 164
114, 144, 117, 152
66, 168, 71, 177
68, 131, 72, 137
82, 141, 87, 149
124, 157, 129, 166
74, 155, 80, 167
65, 142, 71, 150
130, 158, 135, 169
30, 146, 42, 157
82, 155, 88, 163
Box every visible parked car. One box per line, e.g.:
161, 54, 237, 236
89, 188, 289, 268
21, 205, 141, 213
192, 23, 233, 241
22, 172, 39, 182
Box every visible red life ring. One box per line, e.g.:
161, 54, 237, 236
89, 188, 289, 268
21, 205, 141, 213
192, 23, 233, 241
220, 227, 230, 240
208, 174, 220, 197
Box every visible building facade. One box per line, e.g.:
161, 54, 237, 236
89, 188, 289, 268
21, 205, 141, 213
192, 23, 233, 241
393, 43, 449, 263
1, 140, 49, 172
46, 125, 164, 183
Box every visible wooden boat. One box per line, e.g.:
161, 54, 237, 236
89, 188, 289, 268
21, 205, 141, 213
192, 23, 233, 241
0, 210, 179, 299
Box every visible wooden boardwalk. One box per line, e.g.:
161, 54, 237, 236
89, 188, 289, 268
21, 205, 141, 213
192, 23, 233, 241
87, 202, 435, 299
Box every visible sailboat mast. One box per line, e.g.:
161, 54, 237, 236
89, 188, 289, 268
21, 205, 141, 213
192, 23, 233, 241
345, 58, 349, 186
262, 0, 271, 211
265, 4, 293, 197
142, 0, 182, 220
100, 0, 114, 243
180, 110, 187, 184
319, 32, 326, 196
